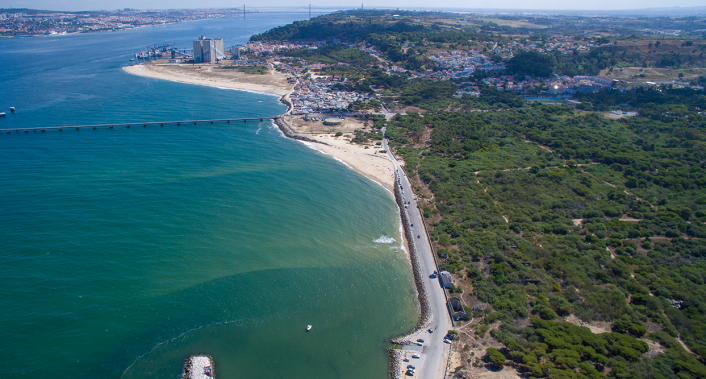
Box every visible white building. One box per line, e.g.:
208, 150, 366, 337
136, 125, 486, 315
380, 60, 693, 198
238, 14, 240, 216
193, 36, 225, 63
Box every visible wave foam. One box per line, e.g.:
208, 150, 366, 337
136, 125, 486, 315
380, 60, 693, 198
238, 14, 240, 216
374, 235, 396, 244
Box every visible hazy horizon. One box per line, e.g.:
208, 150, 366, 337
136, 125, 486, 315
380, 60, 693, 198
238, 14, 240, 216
3, 0, 706, 13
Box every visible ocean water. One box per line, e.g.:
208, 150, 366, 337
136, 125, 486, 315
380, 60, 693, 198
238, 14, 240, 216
0, 15, 418, 379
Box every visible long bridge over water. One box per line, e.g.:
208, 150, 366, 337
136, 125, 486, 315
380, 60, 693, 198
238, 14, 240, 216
0, 117, 277, 134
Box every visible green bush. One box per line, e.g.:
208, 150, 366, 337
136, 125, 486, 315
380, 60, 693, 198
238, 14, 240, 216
485, 347, 506, 368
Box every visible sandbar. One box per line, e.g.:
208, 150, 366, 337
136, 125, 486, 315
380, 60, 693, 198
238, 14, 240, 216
123, 61, 293, 97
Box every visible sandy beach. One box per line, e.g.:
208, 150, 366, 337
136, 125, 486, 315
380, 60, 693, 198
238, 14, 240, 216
124, 62, 395, 191
283, 115, 396, 192
123, 61, 293, 96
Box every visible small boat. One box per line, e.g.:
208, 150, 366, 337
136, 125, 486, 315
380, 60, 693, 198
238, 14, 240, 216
9, 107, 15, 112
0, 112, 5, 117
306, 325, 312, 331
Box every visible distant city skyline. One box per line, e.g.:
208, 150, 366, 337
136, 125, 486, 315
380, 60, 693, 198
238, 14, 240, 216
3, 0, 706, 12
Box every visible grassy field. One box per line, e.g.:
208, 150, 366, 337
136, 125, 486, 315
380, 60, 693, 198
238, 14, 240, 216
599, 66, 706, 83
216, 65, 267, 75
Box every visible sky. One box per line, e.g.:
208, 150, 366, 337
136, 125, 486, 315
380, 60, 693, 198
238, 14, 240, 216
3, 0, 706, 12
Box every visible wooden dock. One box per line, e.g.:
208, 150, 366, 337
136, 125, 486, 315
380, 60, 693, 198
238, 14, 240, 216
0, 117, 276, 134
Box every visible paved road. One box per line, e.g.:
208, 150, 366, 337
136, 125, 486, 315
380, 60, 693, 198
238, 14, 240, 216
382, 126, 452, 379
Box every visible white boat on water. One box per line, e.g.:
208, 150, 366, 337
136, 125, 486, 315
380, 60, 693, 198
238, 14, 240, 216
306, 325, 312, 331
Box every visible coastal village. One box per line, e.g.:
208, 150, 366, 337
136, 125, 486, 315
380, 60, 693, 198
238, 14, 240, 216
220, 40, 622, 116
121, 14, 706, 120
288, 77, 377, 115
6, 7, 705, 379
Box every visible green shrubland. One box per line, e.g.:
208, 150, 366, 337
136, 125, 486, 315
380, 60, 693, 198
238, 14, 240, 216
387, 87, 706, 378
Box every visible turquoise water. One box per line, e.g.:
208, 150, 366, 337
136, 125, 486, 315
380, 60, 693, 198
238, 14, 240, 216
0, 16, 417, 379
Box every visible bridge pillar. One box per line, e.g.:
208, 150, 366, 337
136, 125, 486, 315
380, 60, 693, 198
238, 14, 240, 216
93, 126, 96, 130
194, 122, 197, 125
126, 125, 130, 128
109, 125, 114, 129
160, 123, 164, 127
210, 121, 213, 124
227, 120, 230, 123
177, 122, 180, 126
260, 118, 263, 121
75, 127, 80, 130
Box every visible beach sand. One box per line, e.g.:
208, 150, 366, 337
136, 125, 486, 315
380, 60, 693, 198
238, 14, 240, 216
285, 115, 395, 192
123, 61, 293, 96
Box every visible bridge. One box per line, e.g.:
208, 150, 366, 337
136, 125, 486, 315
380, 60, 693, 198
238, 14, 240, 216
0, 117, 277, 134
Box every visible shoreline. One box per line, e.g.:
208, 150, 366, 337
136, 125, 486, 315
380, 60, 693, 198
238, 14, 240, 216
387, 174, 433, 379
124, 63, 418, 378
124, 62, 396, 192
273, 116, 395, 192
275, 120, 431, 379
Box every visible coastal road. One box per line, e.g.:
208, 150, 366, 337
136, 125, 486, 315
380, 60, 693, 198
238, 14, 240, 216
382, 127, 452, 379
